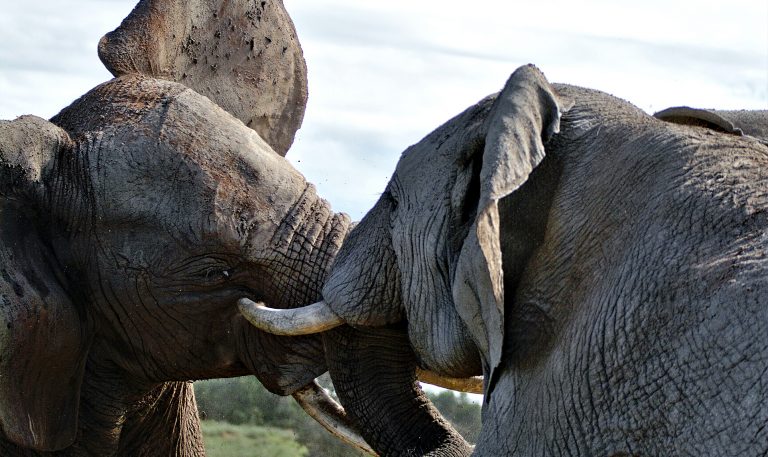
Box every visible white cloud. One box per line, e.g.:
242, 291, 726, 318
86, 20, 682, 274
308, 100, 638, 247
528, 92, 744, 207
285, 0, 767, 216
0, 1, 135, 119
1, 0, 766, 219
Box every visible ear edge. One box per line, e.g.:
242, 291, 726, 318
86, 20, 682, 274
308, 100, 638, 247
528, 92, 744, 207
0, 115, 72, 200
452, 65, 568, 398
0, 210, 91, 451
96, 0, 308, 156
655, 106, 768, 146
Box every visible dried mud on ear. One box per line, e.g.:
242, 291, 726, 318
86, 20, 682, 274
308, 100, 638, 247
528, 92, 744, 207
99, 0, 308, 156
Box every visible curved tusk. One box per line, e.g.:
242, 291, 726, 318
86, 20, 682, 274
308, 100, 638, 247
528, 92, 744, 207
237, 298, 344, 336
292, 381, 376, 456
416, 368, 485, 395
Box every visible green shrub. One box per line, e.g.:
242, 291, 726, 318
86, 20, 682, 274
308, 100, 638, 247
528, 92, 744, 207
201, 420, 308, 457
195, 376, 482, 456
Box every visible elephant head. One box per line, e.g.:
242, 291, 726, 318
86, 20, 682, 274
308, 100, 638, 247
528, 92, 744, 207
0, 0, 372, 454
241, 64, 566, 456
0, 74, 352, 454
322, 65, 568, 456
247, 64, 768, 455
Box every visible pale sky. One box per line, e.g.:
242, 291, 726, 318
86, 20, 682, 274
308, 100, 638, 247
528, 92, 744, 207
1, 1, 767, 219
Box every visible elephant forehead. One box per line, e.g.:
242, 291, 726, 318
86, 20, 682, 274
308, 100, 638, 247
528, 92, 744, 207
154, 86, 307, 201
155, 90, 309, 240
87, 130, 217, 238
395, 134, 459, 184
393, 93, 493, 196
85, 91, 307, 244
53, 75, 186, 135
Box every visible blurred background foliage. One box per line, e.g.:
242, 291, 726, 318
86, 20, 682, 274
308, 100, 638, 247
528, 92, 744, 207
195, 375, 481, 456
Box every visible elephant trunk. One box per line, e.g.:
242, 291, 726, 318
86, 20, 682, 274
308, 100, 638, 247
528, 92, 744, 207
255, 183, 350, 310
324, 325, 473, 457
236, 186, 351, 395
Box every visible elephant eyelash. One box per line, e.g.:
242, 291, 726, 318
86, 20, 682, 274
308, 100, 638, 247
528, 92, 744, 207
199, 267, 234, 282
172, 258, 236, 283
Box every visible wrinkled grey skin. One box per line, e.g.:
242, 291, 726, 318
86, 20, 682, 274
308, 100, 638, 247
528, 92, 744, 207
0, 76, 349, 456
321, 65, 768, 456
0, 1, 352, 455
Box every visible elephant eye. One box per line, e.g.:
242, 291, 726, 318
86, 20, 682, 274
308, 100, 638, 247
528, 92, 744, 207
206, 268, 233, 282
177, 258, 235, 284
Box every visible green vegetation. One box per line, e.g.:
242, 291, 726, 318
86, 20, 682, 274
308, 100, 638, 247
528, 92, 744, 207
202, 421, 308, 457
196, 376, 367, 457
195, 376, 481, 456
429, 390, 483, 443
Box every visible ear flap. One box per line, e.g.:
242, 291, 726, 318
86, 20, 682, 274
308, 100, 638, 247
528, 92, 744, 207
97, 0, 308, 156
0, 116, 91, 451
452, 65, 570, 398
654, 106, 768, 145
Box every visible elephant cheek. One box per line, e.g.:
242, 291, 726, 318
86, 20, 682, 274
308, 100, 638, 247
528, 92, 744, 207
321, 199, 404, 326
405, 295, 483, 378
234, 319, 327, 395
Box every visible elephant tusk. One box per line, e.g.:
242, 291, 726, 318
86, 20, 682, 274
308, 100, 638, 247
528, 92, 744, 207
416, 368, 485, 395
292, 381, 376, 456
237, 298, 344, 336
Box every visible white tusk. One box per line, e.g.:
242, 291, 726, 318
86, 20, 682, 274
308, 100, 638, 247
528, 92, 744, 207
416, 368, 485, 395
292, 381, 376, 456
237, 298, 344, 336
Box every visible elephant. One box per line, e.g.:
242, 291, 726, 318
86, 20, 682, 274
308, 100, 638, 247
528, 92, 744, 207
0, 0, 379, 454
242, 65, 768, 455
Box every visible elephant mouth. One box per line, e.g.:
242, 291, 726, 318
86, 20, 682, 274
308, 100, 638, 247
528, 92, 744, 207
237, 296, 484, 455
217, 296, 371, 454
237, 297, 485, 394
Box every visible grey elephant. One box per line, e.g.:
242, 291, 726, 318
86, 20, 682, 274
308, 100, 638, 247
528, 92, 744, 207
0, 0, 376, 454
244, 65, 768, 455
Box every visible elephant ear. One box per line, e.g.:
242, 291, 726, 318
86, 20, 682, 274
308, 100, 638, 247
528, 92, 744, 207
0, 116, 91, 451
452, 65, 569, 397
98, 0, 307, 156
654, 106, 768, 145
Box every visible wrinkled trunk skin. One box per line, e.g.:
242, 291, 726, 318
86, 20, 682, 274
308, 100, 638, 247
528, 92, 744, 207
236, 186, 352, 395
118, 382, 205, 456
324, 326, 472, 457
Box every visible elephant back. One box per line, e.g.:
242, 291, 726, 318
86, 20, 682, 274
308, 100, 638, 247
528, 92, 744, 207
655, 106, 768, 145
